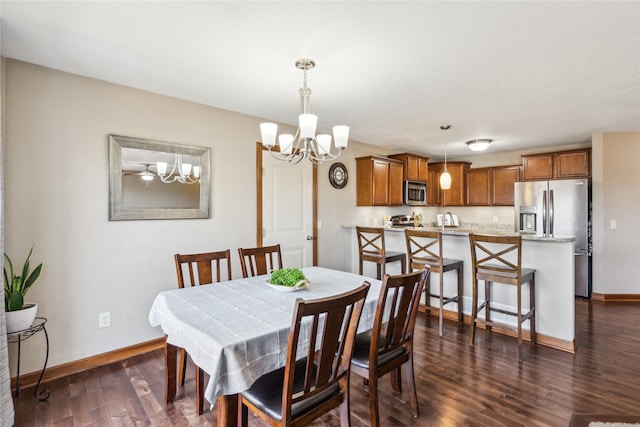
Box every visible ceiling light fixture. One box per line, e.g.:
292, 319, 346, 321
140, 168, 154, 182
156, 154, 200, 184
260, 59, 349, 164
439, 125, 451, 190
466, 138, 493, 151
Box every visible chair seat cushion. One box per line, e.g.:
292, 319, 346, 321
242, 358, 341, 421
477, 265, 535, 283
442, 258, 463, 268
350, 330, 407, 369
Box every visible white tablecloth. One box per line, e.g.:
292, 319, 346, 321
148, 266, 382, 404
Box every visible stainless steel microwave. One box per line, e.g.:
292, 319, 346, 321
403, 181, 427, 206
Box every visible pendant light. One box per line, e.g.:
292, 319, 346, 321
439, 125, 451, 190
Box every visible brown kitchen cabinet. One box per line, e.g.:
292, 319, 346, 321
492, 165, 520, 205
522, 148, 591, 181
427, 166, 441, 206
429, 162, 470, 206
388, 153, 429, 182
466, 165, 520, 206
466, 167, 491, 206
356, 156, 404, 206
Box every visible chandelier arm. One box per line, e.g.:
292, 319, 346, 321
307, 147, 343, 163
266, 147, 305, 164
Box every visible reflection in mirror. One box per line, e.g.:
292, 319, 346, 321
109, 134, 211, 220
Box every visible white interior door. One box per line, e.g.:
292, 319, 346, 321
262, 153, 313, 268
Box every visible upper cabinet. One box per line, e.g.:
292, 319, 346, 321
388, 153, 429, 183
492, 165, 521, 206
465, 167, 492, 206
356, 156, 404, 206
429, 162, 471, 206
522, 148, 591, 181
466, 165, 521, 206
427, 166, 441, 206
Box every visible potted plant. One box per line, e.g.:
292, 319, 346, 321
4, 246, 43, 333
267, 268, 309, 292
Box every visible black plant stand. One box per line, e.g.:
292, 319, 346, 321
7, 317, 50, 400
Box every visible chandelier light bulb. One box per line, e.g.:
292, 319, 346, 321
279, 134, 294, 154
260, 123, 278, 148
299, 114, 317, 139
156, 162, 168, 176
333, 125, 349, 149
316, 134, 332, 155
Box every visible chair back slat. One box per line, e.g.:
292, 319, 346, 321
356, 227, 387, 260
372, 270, 428, 361
469, 234, 522, 285
238, 244, 283, 277
282, 283, 370, 421
404, 229, 443, 271
174, 250, 232, 288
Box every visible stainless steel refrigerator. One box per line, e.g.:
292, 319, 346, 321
514, 178, 592, 297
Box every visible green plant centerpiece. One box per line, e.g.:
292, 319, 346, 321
267, 268, 309, 291
4, 245, 43, 312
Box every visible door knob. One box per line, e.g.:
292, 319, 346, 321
306, 235, 313, 241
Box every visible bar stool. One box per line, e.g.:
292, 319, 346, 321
404, 229, 463, 336
468, 233, 536, 358
356, 226, 406, 279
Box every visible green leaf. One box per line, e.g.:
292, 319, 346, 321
23, 263, 43, 291
7, 291, 23, 311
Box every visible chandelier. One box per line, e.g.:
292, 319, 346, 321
156, 154, 200, 184
260, 59, 349, 164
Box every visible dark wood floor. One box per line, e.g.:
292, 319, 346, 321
11, 298, 640, 426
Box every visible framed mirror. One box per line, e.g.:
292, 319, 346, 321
109, 134, 211, 220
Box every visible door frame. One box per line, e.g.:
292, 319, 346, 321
255, 142, 318, 265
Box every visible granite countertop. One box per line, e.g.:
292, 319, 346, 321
343, 224, 575, 242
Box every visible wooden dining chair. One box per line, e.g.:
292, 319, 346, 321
350, 269, 429, 427
238, 244, 283, 277
468, 233, 536, 360
240, 283, 370, 427
405, 229, 463, 336
173, 249, 232, 415
356, 226, 406, 280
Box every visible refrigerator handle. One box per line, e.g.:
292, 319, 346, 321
549, 189, 554, 236
542, 190, 547, 236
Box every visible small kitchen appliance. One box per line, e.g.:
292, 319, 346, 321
403, 181, 427, 206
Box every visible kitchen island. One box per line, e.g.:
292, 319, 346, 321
345, 225, 576, 353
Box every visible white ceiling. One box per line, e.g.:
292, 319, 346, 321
1, 1, 639, 159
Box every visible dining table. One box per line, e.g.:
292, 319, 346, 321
148, 266, 383, 426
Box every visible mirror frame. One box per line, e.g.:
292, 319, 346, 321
109, 134, 211, 220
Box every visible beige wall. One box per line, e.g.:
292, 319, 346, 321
592, 132, 640, 294
2, 59, 266, 374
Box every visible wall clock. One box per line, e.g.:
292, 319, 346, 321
329, 162, 348, 189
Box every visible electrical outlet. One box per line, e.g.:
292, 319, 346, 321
99, 312, 111, 328
492, 216, 498, 223
610, 219, 617, 230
